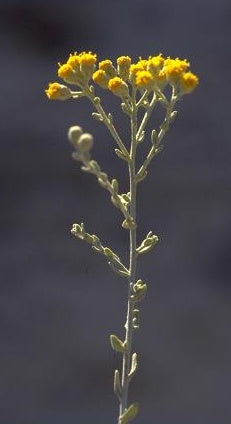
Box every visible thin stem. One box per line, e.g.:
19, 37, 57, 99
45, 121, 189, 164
136, 92, 157, 140
85, 86, 129, 158
119, 89, 138, 421
136, 88, 179, 182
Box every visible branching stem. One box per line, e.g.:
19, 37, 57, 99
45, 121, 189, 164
119, 89, 138, 420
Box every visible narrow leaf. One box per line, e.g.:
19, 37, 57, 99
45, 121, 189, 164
115, 149, 129, 162
120, 403, 139, 424
114, 369, 122, 399
110, 334, 126, 353
92, 112, 103, 121
129, 353, 138, 378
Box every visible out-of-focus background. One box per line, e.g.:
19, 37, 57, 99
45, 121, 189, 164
1, 0, 231, 423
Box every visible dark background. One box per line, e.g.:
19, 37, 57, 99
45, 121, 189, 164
1, 0, 231, 423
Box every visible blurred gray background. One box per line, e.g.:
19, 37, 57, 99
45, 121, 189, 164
1, 0, 231, 423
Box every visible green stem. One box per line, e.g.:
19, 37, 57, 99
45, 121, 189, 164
119, 89, 138, 421
136, 89, 178, 182
85, 86, 129, 158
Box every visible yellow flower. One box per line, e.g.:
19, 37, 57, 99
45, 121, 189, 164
78, 52, 97, 80
163, 57, 190, 84
135, 70, 154, 89
67, 53, 81, 70
79, 52, 97, 66
108, 77, 129, 98
92, 69, 110, 89
117, 56, 131, 80
117, 56, 131, 66
153, 69, 167, 89
45, 82, 72, 100
99, 60, 116, 77
58, 63, 75, 80
179, 72, 199, 94
147, 54, 164, 74
129, 60, 148, 83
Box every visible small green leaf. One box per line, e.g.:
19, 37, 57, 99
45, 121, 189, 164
114, 149, 129, 161
129, 352, 138, 378
130, 280, 147, 302
110, 334, 126, 353
122, 217, 136, 230
92, 112, 103, 121
120, 403, 139, 424
114, 369, 122, 399
151, 129, 157, 145
90, 160, 101, 172
108, 113, 113, 123
136, 169, 147, 183
170, 110, 178, 123
111, 179, 119, 192
137, 130, 145, 143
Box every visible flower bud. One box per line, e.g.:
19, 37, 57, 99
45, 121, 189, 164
45, 82, 72, 100
117, 56, 131, 81
108, 77, 129, 98
68, 126, 83, 147
77, 133, 94, 153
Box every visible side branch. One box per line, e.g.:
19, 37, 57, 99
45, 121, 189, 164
72, 150, 134, 225
86, 85, 130, 159
71, 223, 130, 279
136, 90, 179, 182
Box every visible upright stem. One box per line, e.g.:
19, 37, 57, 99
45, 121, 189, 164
119, 91, 138, 421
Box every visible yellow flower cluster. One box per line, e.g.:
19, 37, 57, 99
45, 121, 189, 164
45, 51, 198, 100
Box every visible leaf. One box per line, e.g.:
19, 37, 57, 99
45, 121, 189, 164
110, 335, 126, 353
151, 129, 157, 145
111, 179, 119, 192
128, 353, 138, 378
92, 112, 103, 121
120, 403, 139, 424
137, 130, 145, 143
114, 369, 122, 399
170, 110, 178, 123
114, 149, 129, 162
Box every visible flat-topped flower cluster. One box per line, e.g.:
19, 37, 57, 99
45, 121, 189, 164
45, 51, 198, 101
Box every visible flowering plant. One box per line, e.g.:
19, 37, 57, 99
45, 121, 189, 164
45, 51, 198, 424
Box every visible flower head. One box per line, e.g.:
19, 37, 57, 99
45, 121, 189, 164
67, 53, 81, 69
179, 72, 199, 94
79, 52, 97, 66
117, 56, 131, 80
78, 52, 97, 80
45, 82, 72, 100
99, 60, 116, 77
147, 54, 164, 74
163, 58, 190, 84
135, 70, 154, 90
58, 63, 75, 81
108, 77, 129, 98
92, 69, 110, 89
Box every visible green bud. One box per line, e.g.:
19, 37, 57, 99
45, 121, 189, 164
68, 125, 83, 147
77, 133, 94, 153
